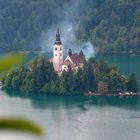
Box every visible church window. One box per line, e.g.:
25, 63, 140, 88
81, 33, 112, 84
55, 54, 57, 56
60, 47, 62, 50
55, 48, 57, 51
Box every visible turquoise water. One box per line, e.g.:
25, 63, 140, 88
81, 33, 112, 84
0, 54, 140, 140
0, 90, 140, 140
96, 54, 140, 87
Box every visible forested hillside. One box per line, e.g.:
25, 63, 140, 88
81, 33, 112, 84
0, 0, 140, 53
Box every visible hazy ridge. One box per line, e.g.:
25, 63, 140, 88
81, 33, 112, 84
0, 0, 140, 53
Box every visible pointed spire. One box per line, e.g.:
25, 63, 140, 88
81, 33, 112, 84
57, 27, 59, 34
68, 49, 72, 56
55, 27, 62, 45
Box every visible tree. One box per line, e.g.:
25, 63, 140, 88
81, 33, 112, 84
41, 83, 50, 94
79, 50, 86, 61
59, 77, 67, 94
98, 81, 108, 94
82, 61, 96, 92
3, 57, 58, 93
3, 56, 129, 95
108, 69, 127, 92
127, 73, 138, 92
11, 76, 20, 89
50, 81, 59, 94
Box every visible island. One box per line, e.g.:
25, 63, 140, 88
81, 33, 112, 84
1, 29, 139, 96
1, 55, 139, 96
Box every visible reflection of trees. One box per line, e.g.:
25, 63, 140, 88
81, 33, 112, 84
91, 96, 140, 110
4, 90, 140, 111
4, 90, 89, 109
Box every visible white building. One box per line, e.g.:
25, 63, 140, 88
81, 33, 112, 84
49, 28, 84, 74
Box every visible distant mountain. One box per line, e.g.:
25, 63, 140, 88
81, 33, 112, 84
0, 0, 140, 53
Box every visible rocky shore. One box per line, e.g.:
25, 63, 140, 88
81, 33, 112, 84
84, 91, 140, 96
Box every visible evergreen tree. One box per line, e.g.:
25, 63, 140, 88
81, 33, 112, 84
2, 56, 129, 95
59, 77, 67, 94
98, 81, 108, 94
127, 73, 138, 92
82, 61, 95, 92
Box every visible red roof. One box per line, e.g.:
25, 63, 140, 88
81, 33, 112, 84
69, 54, 83, 64
62, 60, 75, 67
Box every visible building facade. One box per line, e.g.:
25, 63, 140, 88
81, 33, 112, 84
49, 28, 84, 74
50, 28, 64, 72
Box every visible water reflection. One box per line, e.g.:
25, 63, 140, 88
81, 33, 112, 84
4, 90, 140, 111
1, 90, 140, 140
97, 54, 140, 88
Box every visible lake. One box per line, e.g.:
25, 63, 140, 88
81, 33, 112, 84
0, 90, 140, 140
96, 54, 140, 87
0, 54, 140, 140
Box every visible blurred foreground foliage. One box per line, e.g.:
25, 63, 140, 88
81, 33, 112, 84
0, 117, 43, 136
0, 54, 43, 137
0, 53, 25, 72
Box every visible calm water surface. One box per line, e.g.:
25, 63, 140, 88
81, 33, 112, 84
0, 90, 140, 140
0, 54, 140, 140
96, 54, 140, 87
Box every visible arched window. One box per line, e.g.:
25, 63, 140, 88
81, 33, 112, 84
55, 54, 57, 56
60, 47, 62, 51
55, 48, 57, 51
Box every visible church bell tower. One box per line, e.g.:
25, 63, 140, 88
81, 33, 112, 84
53, 28, 64, 72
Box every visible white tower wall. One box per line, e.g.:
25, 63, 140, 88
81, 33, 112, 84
53, 44, 63, 72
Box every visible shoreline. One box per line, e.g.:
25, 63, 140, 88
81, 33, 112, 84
1, 51, 140, 56
1, 88, 140, 97
84, 92, 140, 97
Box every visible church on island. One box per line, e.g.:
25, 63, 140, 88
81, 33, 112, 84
49, 28, 84, 74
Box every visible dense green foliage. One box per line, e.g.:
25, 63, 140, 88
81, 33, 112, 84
2, 57, 138, 94
87, 1, 140, 53
127, 73, 138, 92
0, 0, 140, 53
2, 57, 57, 92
